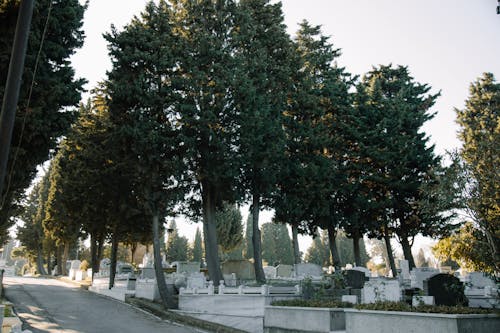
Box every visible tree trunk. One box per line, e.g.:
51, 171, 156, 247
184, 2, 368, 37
130, 242, 137, 265
97, 232, 105, 270
383, 225, 397, 277
62, 242, 70, 276
152, 213, 173, 308
90, 234, 98, 276
201, 182, 222, 285
291, 224, 301, 264
35, 244, 47, 275
109, 230, 118, 289
46, 247, 52, 275
56, 245, 63, 275
252, 193, 266, 283
352, 231, 361, 267
400, 235, 416, 269
327, 224, 341, 269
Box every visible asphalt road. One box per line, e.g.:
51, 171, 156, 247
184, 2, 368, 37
4, 276, 202, 333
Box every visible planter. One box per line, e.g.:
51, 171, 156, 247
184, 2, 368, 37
344, 309, 500, 333
264, 306, 345, 333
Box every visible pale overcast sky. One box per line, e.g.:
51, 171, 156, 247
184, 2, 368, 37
71, 0, 500, 254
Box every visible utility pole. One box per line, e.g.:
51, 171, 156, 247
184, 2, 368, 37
0, 0, 34, 199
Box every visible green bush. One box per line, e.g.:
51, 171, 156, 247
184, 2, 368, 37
355, 301, 498, 315
271, 299, 354, 308
271, 300, 499, 315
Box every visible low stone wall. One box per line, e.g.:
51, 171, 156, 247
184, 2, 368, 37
344, 309, 500, 333
263, 306, 345, 333
179, 294, 300, 316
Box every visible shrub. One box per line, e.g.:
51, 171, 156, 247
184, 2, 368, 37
355, 301, 498, 315
79, 260, 90, 271
271, 299, 354, 308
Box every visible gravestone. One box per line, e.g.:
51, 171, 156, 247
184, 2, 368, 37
223, 273, 237, 287
410, 267, 439, 290
399, 260, 410, 280
276, 264, 293, 278
466, 272, 497, 289
187, 272, 206, 289
424, 273, 468, 306
344, 269, 368, 289
362, 278, 401, 303
98, 258, 111, 277
176, 261, 200, 276
351, 266, 371, 278
117, 263, 133, 275
263, 266, 277, 279
294, 263, 322, 279
141, 253, 153, 268
68, 260, 81, 280
221, 260, 255, 280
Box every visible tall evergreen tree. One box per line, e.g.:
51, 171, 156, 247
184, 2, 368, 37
170, 0, 239, 285
261, 222, 294, 266
215, 202, 243, 254
0, 0, 86, 241
455, 73, 500, 271
356, 65, 441, 269
232, 0, 293, 282
105, 1, 184, 307
190, 227, 204, 263
243, 214, 254, 260
165, 220, 189, 262
304, 230, 330, 267
275, 21, 352, 269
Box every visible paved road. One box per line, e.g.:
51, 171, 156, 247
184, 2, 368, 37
4, 276, 202, 333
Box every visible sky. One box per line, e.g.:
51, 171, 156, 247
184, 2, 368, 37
70, 0, 500, 257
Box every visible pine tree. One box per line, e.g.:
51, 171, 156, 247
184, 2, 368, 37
275, 21, 352, 268
261, 222, 294, 266
232, 0, 294, 282
304, 230, 330, 267
356, 65, 441, 269
105, 1, 184, 307
0, 0, 86, 241
215, 202, 243, 254
191, 227, 203, 263
455, 73, 500, 271
243, 214, 254, 260
165, 221, 189, 262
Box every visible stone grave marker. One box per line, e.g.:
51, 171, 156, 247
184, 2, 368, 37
263, 266, 277, 279
222, 260, 255, 280
276, 264, 293, 278
294, 263, 322, 279
117, 263, 133, 275
187, 272, 206, 289
410, 267, 439, 290
176, 261, 200, 276
424, 273, 467, 306
344, 269, 368, 289
68, 260, 81, 280
362, 278, 401, 303
351, 266, 371, 278
399, 260, 410, 280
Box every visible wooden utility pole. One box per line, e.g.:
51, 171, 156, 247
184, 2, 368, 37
0, 0, 34, 198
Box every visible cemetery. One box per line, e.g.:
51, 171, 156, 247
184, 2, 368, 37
1, 1, 499, 333
81, 254, 499, 333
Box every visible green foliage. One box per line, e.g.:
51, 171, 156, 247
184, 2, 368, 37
271, 299, 354, 309
261, 222, 294, 265
215, 203, 243, 253
0, 0, 86, 242
455, 72, 500, 271
354, 301, 497, 314
165, 221, 189, 262
433, 222, 496, 273
190, 227, 203, 263
355, 65, 441, 268
304, 231, 330, 266
305, 230, 370, 267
